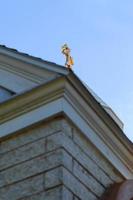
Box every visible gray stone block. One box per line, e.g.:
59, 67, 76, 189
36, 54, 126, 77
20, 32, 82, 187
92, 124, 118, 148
46, 131, 113, 187
45, 167, 63, 190
73, 128, 123, 182
0, 119, 62, 154
61, 119, 73, 138
0, 138, 45, 171
20, 186, 73, 200
73, 160, 105, 197
62, 186, 73, 200
0, 148, 72, 188
62, 168, 97, 200
0, 174, 44, 200
20, 186, 62, 200
44, 166, 97, 200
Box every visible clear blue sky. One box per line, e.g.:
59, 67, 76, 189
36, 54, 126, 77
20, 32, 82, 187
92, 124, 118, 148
0, 0, 133, 141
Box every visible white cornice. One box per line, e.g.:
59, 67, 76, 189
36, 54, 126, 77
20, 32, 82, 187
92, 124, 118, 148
67, 73, 133, 153
0, 61, 43, 84
0, 75, 132, 179
0, 76, 66, 123
0, 55, 64, 93
0, 47, 68, 75
0, 46, 68, 93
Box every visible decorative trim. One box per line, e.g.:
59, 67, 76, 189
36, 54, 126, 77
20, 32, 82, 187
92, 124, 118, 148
0, 75, 133, 179
0, 47, 68, 75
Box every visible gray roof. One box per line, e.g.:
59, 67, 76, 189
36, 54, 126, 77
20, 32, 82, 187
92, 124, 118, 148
83, 81, 124, 129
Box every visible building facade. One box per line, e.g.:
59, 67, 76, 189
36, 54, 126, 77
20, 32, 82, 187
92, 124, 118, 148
0, 45, 133, 200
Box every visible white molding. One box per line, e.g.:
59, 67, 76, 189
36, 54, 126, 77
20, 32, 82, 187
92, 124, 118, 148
63, 80, 133, 173
63, 99, 133, 179
0, 76, 65, 123
68, 73, 133, 153
0, 47, 68, 75
0, 98, 63, 137
0, 61, 43, 84
0, 67, 37, 93
0, 57, 63, 93
0, 76, 132, 179
0, 45, 68, 94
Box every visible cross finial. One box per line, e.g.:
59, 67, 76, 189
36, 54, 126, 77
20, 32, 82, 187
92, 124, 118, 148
61, 44, 74, 70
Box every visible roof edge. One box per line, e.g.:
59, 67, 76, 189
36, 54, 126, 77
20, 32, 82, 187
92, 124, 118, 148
0, 44, 68, 75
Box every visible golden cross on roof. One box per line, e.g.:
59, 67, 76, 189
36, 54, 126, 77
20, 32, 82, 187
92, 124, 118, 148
61, 44, 74, 70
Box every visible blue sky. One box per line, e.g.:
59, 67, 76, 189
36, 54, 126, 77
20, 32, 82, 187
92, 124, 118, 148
0, 0, 133, 141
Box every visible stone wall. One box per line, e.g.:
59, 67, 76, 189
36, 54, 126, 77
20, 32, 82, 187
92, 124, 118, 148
0, 117, 124, 200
